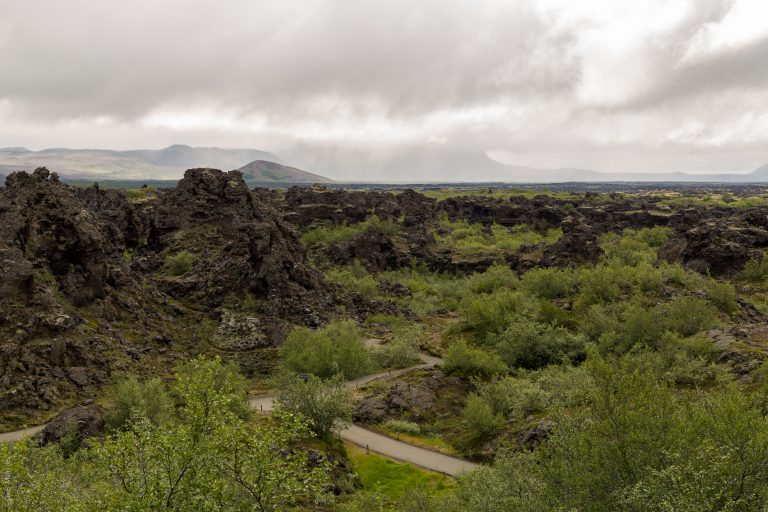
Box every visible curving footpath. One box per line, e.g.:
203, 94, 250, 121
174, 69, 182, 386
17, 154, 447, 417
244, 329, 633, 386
251, 350, 478, 476
1, 348, 479, 477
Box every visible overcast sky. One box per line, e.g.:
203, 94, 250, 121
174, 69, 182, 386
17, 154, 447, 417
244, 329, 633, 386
1, 0, 767, 180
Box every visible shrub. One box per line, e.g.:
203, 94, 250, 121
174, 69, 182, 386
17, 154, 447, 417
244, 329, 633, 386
462, 395, 503, 438
466, 263, 519, 294
578, 265, 621, 305
444, 340, 508, 379
579, 303, 620, 341
613, 302, 665, 353
275, 373, 352, 438
371, 324, 422, 369
105, 376, 173, 432
662, 296, 717, 336
520, 267, 576, 299
653, 332, 724, 385
476, 377, 549, 420
536, 299, 576, 328
603, 235, 656, 267
532, 364, 594, 408
164, 250, 194, 276
741, 256, 768, 282
706, 280, 737, 313
174, 356, 251, 420
635, 265, 664, 292
434, 218, 561, 257
491, 316, 587, 369
459, 289, 539, 341
326, 263, 380, 299
281, 320, 373, 379
383, 419, 422, 435
635, 226, 672, 248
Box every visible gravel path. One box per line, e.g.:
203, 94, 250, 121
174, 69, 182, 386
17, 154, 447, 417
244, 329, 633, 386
1, 347, 479, 476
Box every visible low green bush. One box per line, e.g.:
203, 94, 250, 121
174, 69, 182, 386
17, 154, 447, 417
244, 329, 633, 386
662, 296, 717, 336
635, 265, 664, 292
578, 265, 621, 305
302, 216, 397, 247
371, 325, 422, 369
164, 250, 194, 276
520, 267, 576, 299
461, 395, 503, 438
459, 289, 539, 341
706, 280, 737, 313
490, 316, 587, 369
326, 263, 380, 298
476, 377, 549, 420
275, 372, 352, 438
466, 263, 519, 294
741, 256, 768, 282
105, 377, 173, 432
383, 419, 422, 435
444, 340, 508, 379
281, 320, 373, 379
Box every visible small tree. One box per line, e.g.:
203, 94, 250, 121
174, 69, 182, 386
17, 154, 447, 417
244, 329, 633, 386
105, 376, 173, 431
275, 373, 353, 438
462, 395, 503, 439
281, 320, 373, 379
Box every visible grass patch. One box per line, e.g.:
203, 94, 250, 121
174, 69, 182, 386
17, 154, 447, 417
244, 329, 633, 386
345, 443, 455, 500
302, 216, 398, 247
435, 217, 561, 258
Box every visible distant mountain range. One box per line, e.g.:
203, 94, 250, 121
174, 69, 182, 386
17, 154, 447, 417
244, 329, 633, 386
1, 145, 768, 184
0, 145, 285, 180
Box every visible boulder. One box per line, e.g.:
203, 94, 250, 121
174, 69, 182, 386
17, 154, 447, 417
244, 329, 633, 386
35, 403, 106, 446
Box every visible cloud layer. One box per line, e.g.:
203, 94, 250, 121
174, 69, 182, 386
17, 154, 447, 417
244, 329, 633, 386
1, 0, 767, 179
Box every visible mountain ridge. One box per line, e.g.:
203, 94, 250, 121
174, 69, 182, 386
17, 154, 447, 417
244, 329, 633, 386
237, 160, 331, 183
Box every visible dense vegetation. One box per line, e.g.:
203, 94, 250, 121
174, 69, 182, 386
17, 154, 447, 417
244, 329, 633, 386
0, 358, 334, 511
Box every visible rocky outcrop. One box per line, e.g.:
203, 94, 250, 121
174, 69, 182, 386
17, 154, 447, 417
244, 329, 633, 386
151, 169, 335, 319
353, 370, 458, 423
284, 186, 436, 229
0, 168, 349, 423
0, 168, 120, 306
543, 215, 603, 267
329, 228, 412, 272
35, 402, 106, 446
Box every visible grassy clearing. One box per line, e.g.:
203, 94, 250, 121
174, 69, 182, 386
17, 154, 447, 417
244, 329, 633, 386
345, 443, 455, 500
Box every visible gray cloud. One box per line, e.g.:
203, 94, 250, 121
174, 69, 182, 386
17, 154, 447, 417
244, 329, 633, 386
0, 0, 767, 180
